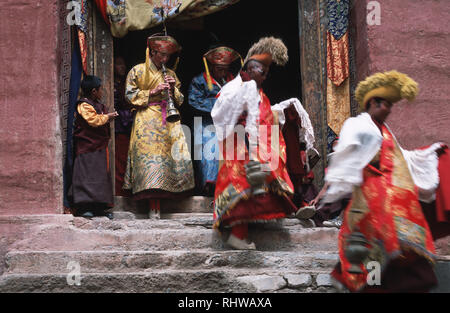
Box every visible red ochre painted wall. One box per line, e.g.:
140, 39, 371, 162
353, 0, 450, 150
0, 1, 63, 215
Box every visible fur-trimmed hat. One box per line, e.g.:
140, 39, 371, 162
355, 70, 419, 110
243, 37, 288, 67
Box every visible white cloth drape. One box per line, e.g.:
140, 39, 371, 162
211, 74, 260, 147
401, 142, 441, 202
272, 98, 318, 155
212, 76, 318, 160
324, 112, 441, 203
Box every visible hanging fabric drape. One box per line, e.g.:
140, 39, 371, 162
63, 37, 83, 211
74, 0, 90, 74
326, 0, 350, 137
94, 0, 110, 26
327, 31, 349, 87
94, 0, 240, 38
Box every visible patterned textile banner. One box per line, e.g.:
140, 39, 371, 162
326, 31, 349, 86
75, 0, 89, 74
99, 0, 240, 38
326, 0, 350, 138
327, 126, 338, 155
78, 29, 88, 74
326, 77, 350, 135
326, 0, 349, 40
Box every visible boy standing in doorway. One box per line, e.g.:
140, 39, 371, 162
70, 75, 118, 219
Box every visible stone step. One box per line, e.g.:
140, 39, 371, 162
160, 213, 214, 221
4, 250, 339, 274
8, 216, 339, 252
113, 196, 214, 215
3, 213, 446, 254
109, 212, 216, 222
113, 211, 316, 228
0, 269, 338, 293
432, 258, 450, 293
2, 262, 448, 293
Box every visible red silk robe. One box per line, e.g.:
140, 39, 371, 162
213, 90, 297, 230
331, 124, 437, 292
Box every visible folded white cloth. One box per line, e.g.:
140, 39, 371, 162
211, 74, 260, 147
271, 97, 318, 156
324, 112, 441, 203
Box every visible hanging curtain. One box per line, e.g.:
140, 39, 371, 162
63, 36, 83, 211
95, 0, 240, 38
326, 0, 350, 137
94, 0, 111, 26
74, 0, 90, 74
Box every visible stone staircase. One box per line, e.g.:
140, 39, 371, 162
0, 196, 448, 292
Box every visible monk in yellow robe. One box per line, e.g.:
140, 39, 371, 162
123, 34, 194, 218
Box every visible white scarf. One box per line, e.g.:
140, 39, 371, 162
211, 74, 260, 146
324, 112, 441, 203
211, 76, 318, 161
271, 98, 318, 156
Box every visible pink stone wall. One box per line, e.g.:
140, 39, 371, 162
0, 1, 63, 215
352, 0, 370, 84
354, 0, 450, 149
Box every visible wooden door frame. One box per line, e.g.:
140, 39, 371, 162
298, 0, 329, 186
298, 0, 359, 187
87, 3, 115, 193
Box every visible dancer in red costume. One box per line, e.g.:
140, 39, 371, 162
324, 70, 449, 292
211, 37, 317, 250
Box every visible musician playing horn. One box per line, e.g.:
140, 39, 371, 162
188, 45, 242, 196
123, 33, 195, 219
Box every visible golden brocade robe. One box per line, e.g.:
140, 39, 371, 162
123, 57, 194, 194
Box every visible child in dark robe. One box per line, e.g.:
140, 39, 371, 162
70, 75, 118, 218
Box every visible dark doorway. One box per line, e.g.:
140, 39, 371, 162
112, 0, 302, 195
202, 0, 302, 105
113, 0, 302, 108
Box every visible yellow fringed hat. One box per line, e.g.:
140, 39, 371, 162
355, 70, 419, 110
